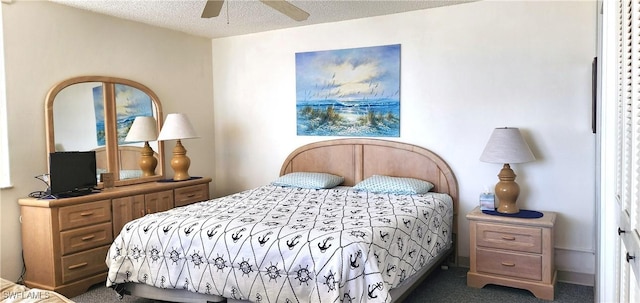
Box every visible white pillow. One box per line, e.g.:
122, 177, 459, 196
353, 175, 434, 194
271, 172, 344, 189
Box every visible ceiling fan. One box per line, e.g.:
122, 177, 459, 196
201, 0, 310, 21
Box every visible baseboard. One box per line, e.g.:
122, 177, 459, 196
454, 256, 594, 287
555, 247, 595, 286
557, 270, 594, 286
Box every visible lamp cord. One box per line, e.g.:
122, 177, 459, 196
28, 174, 55, 199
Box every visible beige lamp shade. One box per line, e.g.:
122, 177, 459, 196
480, 127, 535, 164
125, 116, 158, 142
157, 113, 198, 141
480, 127, 535, 214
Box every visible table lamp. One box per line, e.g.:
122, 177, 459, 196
480, 127, 536, 214
157, 113, 198, 181
124, 116, 158, 177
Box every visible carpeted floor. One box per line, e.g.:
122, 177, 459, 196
402, 266, 593, 303
72, 266, 594, 302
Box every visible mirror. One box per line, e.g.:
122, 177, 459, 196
46, 76, 165, 187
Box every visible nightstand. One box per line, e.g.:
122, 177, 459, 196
466, 206, 557, 300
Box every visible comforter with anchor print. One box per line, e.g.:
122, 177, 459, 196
106, 185, 453, 303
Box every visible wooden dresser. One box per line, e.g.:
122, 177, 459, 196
18, 177, 211, 298
466, 206, 557, 300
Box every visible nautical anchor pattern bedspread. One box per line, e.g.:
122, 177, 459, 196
106, 185, 453, 303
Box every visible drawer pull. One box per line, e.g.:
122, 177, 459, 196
501, 236, 516, 241
186, 194, 197, 198
68, 262, 88, 270
500, 262, 516, 267
79, 212, 94, 217
81, 235, 95, 241
619, 227, 626, 235
627, 252, 635, 263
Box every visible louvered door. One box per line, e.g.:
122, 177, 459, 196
615, 0, 640, 301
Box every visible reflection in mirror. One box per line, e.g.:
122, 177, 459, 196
46, 76, 164, 187
123, 116, 160, 178
53, 82, 103, 152
52, 82, 103, 184
115, 84, 159, 180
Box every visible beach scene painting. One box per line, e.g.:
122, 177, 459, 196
93, 84, 153, 145
296, 44, 400, 137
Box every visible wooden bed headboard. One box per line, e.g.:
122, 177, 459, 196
280, 138, 459, 213
280, 138, 459, 265
93, 146, 158, 171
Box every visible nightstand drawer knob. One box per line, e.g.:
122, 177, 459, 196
501, 262, 516, 267
626, 252, 635, 263
501, 236, 516, 241
618, 227, 626, 235
81, 235, 95, 241
67, 262, 88, 270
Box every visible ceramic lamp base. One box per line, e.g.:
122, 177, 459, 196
495, 163, 520, 214
139, 141, 158, 177
170, 139, 191, 181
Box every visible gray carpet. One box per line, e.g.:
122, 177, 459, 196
402, 266, 593, 303
72, 266, 594, 302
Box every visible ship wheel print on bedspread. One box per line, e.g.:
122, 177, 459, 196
106, 185, 452, 302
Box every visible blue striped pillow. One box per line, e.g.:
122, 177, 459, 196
271, 172, 344, 189
353, 175, 434, 194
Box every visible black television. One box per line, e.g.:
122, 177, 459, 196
49, 151, 98, 198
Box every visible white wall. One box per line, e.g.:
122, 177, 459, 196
0, 1, 213, 280
211, 0, 597, 280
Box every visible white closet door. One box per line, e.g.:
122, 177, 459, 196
613, 0, 640, 301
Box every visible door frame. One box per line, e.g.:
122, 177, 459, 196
597, 0, 620, 302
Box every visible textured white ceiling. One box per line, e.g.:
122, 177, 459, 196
48, 0, 474, 39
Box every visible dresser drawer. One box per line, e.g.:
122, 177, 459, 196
61, 245, 109, 284
58, 200, 112, 231
476, 222, 542, 253
476, 248, 542, 281
174, 184, 209, 207
60, 222, 113, 255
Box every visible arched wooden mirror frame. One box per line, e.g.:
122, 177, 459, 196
45, 76, 165, 187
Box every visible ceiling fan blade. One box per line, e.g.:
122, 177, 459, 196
260, 0, 310, 21
201, 0, 225, 18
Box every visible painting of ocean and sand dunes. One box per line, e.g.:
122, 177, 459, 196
296, 44, 400, 137
94, 84, 153, 146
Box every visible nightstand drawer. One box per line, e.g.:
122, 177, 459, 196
61, 245, 109, 284
174, 184, 209, 207
60, 222, 113, 255
476, 222, 542, 253
58, 200, 112, 231
476, 248, 542, 280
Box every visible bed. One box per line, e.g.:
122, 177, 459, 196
105, 138, 458, 303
